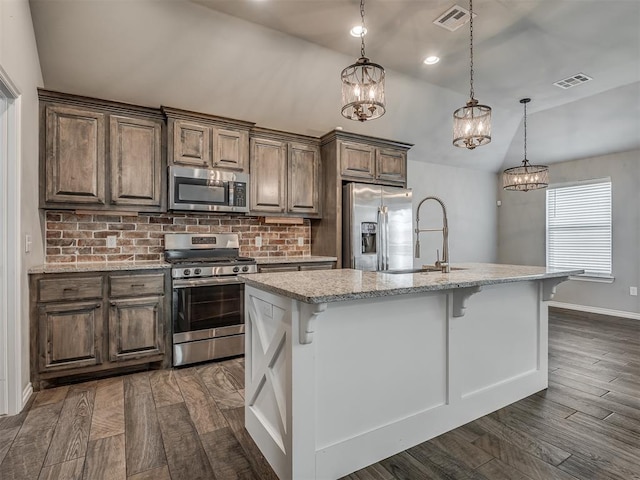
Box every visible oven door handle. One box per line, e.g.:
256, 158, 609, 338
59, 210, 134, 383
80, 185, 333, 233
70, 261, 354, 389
172, 276, 244, 288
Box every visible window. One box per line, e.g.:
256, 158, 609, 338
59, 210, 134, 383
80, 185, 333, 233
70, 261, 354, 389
546, 180, 612, 278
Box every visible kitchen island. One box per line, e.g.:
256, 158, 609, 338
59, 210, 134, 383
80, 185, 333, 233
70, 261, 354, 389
241, 263, 581, 480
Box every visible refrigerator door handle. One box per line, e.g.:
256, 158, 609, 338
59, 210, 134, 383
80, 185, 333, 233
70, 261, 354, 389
377, 207, 383, 271
380, 205, 389, 270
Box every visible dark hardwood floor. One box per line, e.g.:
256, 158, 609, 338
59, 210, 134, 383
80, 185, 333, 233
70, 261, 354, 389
0, 307, 638, 479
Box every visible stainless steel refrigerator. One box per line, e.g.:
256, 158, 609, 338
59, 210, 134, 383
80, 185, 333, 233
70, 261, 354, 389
343, 183, 413, 271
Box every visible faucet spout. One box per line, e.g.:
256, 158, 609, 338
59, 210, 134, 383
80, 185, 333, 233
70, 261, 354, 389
415, 196, 450, 273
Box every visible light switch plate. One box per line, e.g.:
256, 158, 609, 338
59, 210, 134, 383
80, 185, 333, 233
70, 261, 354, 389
630, 286, 638, 296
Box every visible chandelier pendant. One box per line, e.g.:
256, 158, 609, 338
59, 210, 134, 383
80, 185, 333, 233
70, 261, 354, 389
502, 98, 549, 192
453, 0, 492, 149
341, 0, 386, 122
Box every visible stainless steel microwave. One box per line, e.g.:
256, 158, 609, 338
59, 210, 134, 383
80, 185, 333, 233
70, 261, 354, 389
169, 166, 249, 213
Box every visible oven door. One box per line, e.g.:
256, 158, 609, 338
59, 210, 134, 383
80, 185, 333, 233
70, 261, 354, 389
172, 277, 245, 343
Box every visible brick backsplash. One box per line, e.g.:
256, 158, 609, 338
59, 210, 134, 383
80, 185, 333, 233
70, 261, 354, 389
45, 211, 311, 263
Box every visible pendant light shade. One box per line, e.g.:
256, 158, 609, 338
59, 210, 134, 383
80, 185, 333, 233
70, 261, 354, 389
503, 98, 549, 192
453, 0, 492, 149
341, 0, 385, 122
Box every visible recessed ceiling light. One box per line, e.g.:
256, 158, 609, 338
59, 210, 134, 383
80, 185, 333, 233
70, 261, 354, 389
423, 56, 440, 65
350, 26, 367, 37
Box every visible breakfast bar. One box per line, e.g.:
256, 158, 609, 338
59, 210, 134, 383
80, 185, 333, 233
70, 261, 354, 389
241, 263, 582, 480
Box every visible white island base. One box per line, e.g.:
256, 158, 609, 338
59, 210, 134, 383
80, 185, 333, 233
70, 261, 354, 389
244, 270, 568, 480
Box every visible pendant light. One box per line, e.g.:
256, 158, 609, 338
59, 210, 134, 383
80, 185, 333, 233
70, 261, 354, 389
341, 0, 385, 122
453, 0, 491, 149
502, 98, 549, 191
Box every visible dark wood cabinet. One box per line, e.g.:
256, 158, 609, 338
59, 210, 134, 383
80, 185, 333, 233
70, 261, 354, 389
311, 130, 412, 266
30, 269, 170, 389
164, 107, 253, 172
39, 90, 166, 212
257, 261, 335, 273
250, 128, 321, 218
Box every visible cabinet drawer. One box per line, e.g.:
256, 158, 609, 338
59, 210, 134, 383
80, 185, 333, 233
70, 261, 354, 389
257, 265, 299, 273
299, 262, 335, 271
109, 273, 165, 298
38, 276, 103, 303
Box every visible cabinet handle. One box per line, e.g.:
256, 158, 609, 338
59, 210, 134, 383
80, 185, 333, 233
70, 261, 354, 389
63, 287, 78, 292
95, 303, 102, 308
131, 283, 145, 287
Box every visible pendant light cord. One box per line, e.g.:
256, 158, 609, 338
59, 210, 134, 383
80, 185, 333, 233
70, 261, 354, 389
360, 0, 366, 58
469, 0, 475, 101
523, 100, 528, 160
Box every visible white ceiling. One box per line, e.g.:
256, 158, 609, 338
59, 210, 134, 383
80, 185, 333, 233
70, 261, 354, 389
29, 0, 640, 173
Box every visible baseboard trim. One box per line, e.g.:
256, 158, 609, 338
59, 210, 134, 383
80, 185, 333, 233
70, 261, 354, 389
548, 301, 640, 321
22, 383, 33, 409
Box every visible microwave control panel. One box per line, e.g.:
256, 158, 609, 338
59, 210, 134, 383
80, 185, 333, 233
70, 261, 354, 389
232, 182, 247, 207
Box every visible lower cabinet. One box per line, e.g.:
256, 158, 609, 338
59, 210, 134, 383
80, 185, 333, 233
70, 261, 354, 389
30, 269, 170, 388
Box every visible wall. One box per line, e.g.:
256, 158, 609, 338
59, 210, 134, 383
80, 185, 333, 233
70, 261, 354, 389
45, 212, 310, 263
498, 149, 640, 316
0, 0, 44, 406
408, 160, 498, 268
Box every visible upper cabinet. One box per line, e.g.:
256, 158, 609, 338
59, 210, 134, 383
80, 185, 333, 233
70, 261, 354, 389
163, 107, 254, 172
250, 128, 321, 218
339, 138, 408, 186
39, 90, 166, 212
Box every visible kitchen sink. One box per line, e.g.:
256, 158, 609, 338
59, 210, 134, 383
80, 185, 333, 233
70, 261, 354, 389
382, 267, 467, 274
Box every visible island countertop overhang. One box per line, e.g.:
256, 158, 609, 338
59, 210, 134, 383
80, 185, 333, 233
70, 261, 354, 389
240, 263, 583, 304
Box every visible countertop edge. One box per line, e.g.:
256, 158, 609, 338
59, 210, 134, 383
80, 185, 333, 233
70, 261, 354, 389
29, 261, 171, 274
255, 256, 338, 265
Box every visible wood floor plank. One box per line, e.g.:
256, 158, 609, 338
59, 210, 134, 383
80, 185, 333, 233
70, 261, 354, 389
38, 458, 85, 480
470, 415, 572, 466
407, 440, 490, 479
221, 358, 245, 391
426, 429, 493, 469
549, 371, 611, 397
345, 463, 395, 480
476, 458, 534, 480
175, 370, 228, 434
156, 402, 215, 480
82, 433, 126, 480
89, 378, 124, 441
0, 401, 63, 480
557, 453, 633, 480
510, 394, 576, 420
605, 412, 640, 435
123, 372, 152, 398
603, 390, 640, 411
200, 426, 258, 480
471, 433, 578, 480
380, 450, 451, 480
126, 465, 171, 480
124, 388, 166, 476
44, 385, 96, 466
537, 384, 613, 419
33, 386, 70, 408
149, 370, 183, 408
197, 363, 245, 410
222, 406, 279, 480
0, 426, 20, 466
567, 411, 640, 448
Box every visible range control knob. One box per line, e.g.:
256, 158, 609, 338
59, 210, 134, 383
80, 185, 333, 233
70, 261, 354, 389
194, 268, 202, 275
233, 266, 240, 273
183, 269, 191, 276
242, 266, 249, 272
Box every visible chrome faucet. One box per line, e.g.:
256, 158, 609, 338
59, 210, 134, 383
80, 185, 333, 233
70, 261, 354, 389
415, 196, 450, 273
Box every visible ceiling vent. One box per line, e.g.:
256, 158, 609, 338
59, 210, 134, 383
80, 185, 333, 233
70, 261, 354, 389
553, 73, 593, 89
433, 5, 476, 32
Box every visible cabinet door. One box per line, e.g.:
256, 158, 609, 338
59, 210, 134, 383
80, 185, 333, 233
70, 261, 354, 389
376, 148, 407, 185
288, 142, 320, 216
340, 141, 375, 180
38, 301, 103, 372
173, 120, 211, 167
250, 137, 287, 213
213, 128, 249, 172
44, 104, 106, 205
109, 296, 164, 362
110, 115, 163, 208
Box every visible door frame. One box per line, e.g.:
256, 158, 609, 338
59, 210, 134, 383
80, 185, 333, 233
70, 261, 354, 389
0, 65, 23, 416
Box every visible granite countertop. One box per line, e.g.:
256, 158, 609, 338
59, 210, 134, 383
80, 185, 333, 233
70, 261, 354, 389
241, 263, 584, 304
255, 256, 338, 265
29, 261, 171, 274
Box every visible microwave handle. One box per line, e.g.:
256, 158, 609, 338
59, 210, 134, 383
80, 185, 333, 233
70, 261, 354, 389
228, 182, 234, 206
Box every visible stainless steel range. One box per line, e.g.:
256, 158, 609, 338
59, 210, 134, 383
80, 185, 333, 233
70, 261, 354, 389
164, 233, 257, 367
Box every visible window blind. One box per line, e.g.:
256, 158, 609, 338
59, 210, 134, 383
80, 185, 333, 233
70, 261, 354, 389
546, 181, 612, 276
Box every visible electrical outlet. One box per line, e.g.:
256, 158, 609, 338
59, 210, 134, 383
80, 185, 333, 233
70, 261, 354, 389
630, 287, 638, 296
297, 237, 304, 246
106, 235, 117, 248
255, 236, 262, 247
